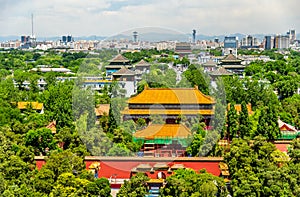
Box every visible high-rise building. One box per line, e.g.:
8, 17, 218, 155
223, 36, 238, 56
287, 29, 296, 43
62, 36, 67, 43
274, 35, 290, 49
241, 35, 259, 49
264, 36, 273, 50
21, 35, 30, 43
224, 36, 238, 48
62, 35, 73, 44
67, 35, 73, 43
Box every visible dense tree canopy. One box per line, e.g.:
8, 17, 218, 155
0, 47, 299, 196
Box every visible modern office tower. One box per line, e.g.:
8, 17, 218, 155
62, 35, 73, 44
67, 35, 73, 42
265, 36, 273, 50
223, 36, 238, 55
62, 36, 67, 43
224, 36, 238, 48
21, 35, 30, 43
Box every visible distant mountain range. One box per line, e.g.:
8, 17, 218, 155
1, 33, 299, 43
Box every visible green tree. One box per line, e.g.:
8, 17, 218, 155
239, 102, 251, 139
222, 76, 246, 104
25, 128, 57, 155
136, 118, 146, 130
183, 64, 209, 95
33, 168, 55, 194
41, 81, 74, 129
288, 139, 300, 164
117, 173, 150, 197
72, 86, 96, 130
107, 143, 132, 156
43, 150, 85, 180
150, 114, 164, 124
87, 178, 111, 197
160, 168, 228, 197
14, 69, 29, 90
186, 133, 204, 156
256, 105, 280, 140
226, 104, 239, 140
275, 75, 298, 100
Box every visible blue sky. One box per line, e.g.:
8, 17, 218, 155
0, 0, 299, 37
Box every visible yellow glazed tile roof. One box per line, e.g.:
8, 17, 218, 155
17, 102, 43, 110
127, 86, 214, 104
133, 124, 192, 139
227, 103, 252, 114
122, 108, 214, 115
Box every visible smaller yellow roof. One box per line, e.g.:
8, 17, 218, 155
227, 103, 252, 114
46, 121, 57, 134
147, 179, 164, 183
134, 124, 192, 139
218, 162, 229, 170
95, 104, 110, 116
89, 162, 101, 169
16, 102, 43, 110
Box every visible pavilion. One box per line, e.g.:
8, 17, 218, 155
105, 54, 132, 76
219, 52, 245, 75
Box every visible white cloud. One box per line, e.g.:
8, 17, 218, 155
0, 0, 299, 37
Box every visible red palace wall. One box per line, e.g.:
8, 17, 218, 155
85, 157, 223, 179
34, 141, 290, 179
35, 156, 223, 179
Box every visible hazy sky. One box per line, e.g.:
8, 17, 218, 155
0, 0, 299, 37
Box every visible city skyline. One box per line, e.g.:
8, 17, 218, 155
0, 0, 299, 37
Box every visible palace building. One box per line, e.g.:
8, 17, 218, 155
219, 52, 245, 75
122, 86, 215, 125
105, 54, 132, 76
175, 42, 192, 57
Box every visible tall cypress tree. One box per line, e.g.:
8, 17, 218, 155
256, 104, 280, 140
227, 104, 239, 140
108, 106, 117, 133
239, 102, 251, 139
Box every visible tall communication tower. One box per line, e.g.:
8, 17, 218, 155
30, 13, 36, 47
31, 13, 34, 38
133, 31, 138, 42
192, 29, 196, 43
